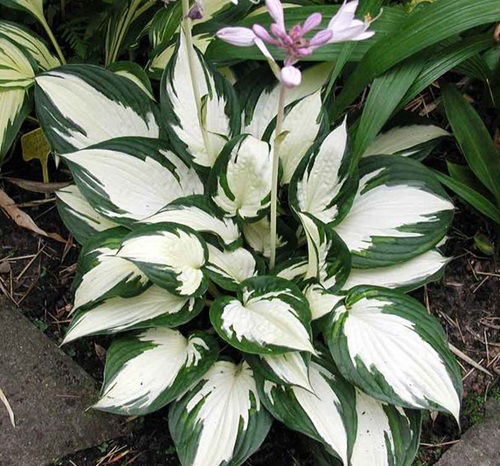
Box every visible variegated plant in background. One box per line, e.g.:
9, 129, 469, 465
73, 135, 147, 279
9, 0, 500, 464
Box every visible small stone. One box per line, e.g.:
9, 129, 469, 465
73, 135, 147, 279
0, 298, 128, 466
0, 261, 11, 274
435, 399, 500, 466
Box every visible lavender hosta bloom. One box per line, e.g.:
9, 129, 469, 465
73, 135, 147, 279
216, 0, 375, 88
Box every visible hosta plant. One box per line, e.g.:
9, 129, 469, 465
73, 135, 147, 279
32, 1, 466, 465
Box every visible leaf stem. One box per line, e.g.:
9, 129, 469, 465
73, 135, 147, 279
269, 84, 286, 269
39, 17, 66, 64
181, 0, 213, 160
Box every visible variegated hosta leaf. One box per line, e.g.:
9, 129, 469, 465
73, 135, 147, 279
343, 249, 449, 291
303, 283, 344, 321
275, 257, 308, 283
117, 222, 208, 297
242, 216, 286, 258
161, 30, 239, 168
290, 119, 356, 225
349, 389, 421, 466
205, 244, 259, 292
266, 90, 324, 185
61, 137, 203, 224
0, 36, 35, 88
169, 360, 272, 466
210, 276, 314, 355
71, 228, 148, 312
145, 195, 241, 250
63, 286, 203, 343
247, 351, 312, 391
211, 134, 272, 220
35, 65, 160, 154
334, 155, 454, 268
94, 329, 218, 415
0, 0, 45, 23
363, 125, 449, 158
297, 212, 351, 292
244, 62, 332, 140
0, 87, 29, 162
0, 21, 60, 70
327, 286, 462, 421
56, 184, 119, 244
257, 357, 356, 465
108, 61, 155, 100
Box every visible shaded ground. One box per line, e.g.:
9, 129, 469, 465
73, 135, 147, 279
0, 156, 498, 465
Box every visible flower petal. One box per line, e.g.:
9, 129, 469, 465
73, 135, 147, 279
266, 0, 285, 31
280, 66, 302, 88
216, 27, 256, 46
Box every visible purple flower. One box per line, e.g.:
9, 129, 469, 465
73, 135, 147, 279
216, 0, 375, 88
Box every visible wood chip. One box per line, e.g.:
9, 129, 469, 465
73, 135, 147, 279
0, 387, 15, 428
0, 188, 66, 243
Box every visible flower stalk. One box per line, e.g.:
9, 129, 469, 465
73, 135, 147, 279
269, 84, 286, 269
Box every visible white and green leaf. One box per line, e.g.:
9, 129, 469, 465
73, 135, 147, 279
211, 134, 272, 220
334, 155, 454, 268
94, 329, 218, 415
117, 222, 208, 297
210, 276, 314, 355
160, 30, 239, 168
108, 61, 155, 100
247, 351, 312, 391
0, 36, 35, 88
0, 20, 60, 70
64, 286, 203, 343
0, 86, 29, 162
145, 195, 241, 249
205, 243, 259, 292
169, 360, 272, 466
56, 184, 119, 244
257, 357, 356, 465
35, 65, 160, 153
242, 216, 286, 258
290, 119, 355, 225
327, 286, 462, 421
0, 0, 46, 23
61, 137, 203, 224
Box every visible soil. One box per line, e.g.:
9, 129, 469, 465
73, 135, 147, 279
0, 154, 498, 466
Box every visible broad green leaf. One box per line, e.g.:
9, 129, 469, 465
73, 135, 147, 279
0, 87, 29, 163
363, 125, 449, 158
265, 90, 325, 185
248, 351, 312, 391
64, 286, 204, 343
331, 0, 500, 119
399, 34, 493, 111
343, 249, 448, 292
108, 61, 155, 100
210, 134, 271, 220
205, 244, 259, 292
326, 286, 462, 421
61, 137, 203, 224
160, 30, 240, 168
349, 389, 421, 466
352, 57, 426, 161
210, 276, 314, 355
0, 20, 60, 70
446, 161, 489, 197
290, 119, 356, 225
169, 360, 272, 466
35, 65, 161, 154
257, 356, 356, 465
0, 36, 35, 88
297, 213, 351, 292
117, 222, 208, 297
433, 170, 500, 225
0, 0, 45, 23
94, 329, 218, 415
145, 195, 241, 250
442, 84, 500, 204
334, 155, 453, 268
206, 6, 405, 63
56, 184, 119, 244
